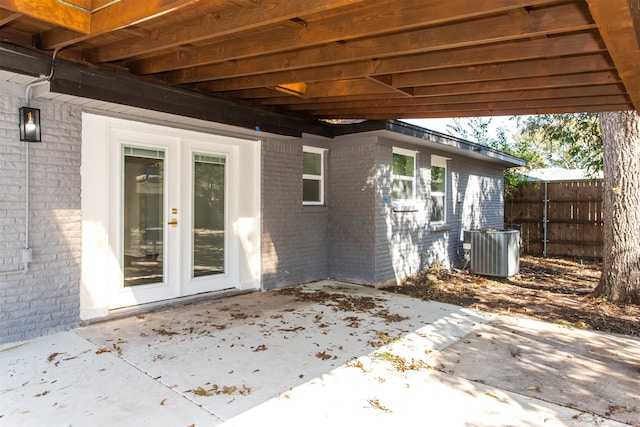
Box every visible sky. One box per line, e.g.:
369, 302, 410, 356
401, 116, 523, 145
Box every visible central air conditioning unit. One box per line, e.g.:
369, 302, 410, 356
465, 229, 520, 277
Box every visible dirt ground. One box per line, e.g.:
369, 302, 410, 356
384, 255, 640, 337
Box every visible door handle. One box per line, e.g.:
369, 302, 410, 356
168, 218, 178, 227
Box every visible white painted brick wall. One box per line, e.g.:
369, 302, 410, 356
0, 88, 82, 344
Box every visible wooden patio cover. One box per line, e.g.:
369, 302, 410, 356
0, 0, 638, 121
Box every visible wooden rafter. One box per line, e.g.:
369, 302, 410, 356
194, 54, 613, 93
0, 0, 637, 122
184, 33, 604, 93
0, 0, 90, 32
587, 0, 640, 111
162, 10, 600, 84
310, 96, 631, 119
85, 0, 366, 63
127, 0, 566, 75
36, 0, 201, 49
0, 9, 21, 26
283, 86, 628, 111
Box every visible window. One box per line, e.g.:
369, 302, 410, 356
303, 146, 325, 205
430, 156, 447, 223
392, 148, 416, 200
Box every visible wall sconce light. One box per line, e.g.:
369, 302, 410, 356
19, 107, 41, 142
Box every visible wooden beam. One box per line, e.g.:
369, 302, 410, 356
226, 88, 289, 99
169, 32, 604, 95
390, 54, 614, 88
70, 0, 91, 9
587, 0, 640, 111
411, 71, 622, 97
257, 71, 623, 106
128, 0, 569, 74
38, 0, 200, 50
194, 53, 613, 93
309, 96, 633, 118
92, 0, 114, 9
0, 0, 90, 33
367, 76, 414, 96
283, 85, 629, 111
0, 10, 21, 27
164, 25, 602, 85
85, 0, 366, 63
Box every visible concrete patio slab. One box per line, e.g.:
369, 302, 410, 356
0, 331, 216, 426
1, 281, 638, 426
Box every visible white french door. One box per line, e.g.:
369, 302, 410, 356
108, 129, 239, 309
180, 139, 239, 297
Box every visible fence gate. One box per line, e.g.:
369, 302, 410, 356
505, 180, 603, 258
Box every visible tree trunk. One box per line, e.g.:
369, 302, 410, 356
594, 111, 640, 304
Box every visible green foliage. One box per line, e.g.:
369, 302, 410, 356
392, 152, 414, 176
514, 113, 602, 176
444, 114, 603, 199
446, 117, 530, 198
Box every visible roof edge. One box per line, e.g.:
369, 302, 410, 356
331, 119, 525, 168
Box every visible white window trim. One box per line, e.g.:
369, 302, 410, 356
430, 155, 448, 224
392, 147, 418, 204
303, 146, 326, 205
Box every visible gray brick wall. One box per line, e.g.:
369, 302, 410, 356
328, 139, 377, 283
368, 139, 507, 283
0, 90, 82, 344
448, 157, 505, 264
374, 146, 436, 282
261, 138, 329, 289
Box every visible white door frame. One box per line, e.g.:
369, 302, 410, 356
107, 128, 181, 308
180, 139, 240, 296
80, 113, 261, 319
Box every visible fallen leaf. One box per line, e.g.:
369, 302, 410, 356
160, 399, 167, 406
239, 384, 251, 396
526, 386, 541, 392
346, 359, 368, 373
376, 331, 390, 342
367, 397, 392, 413
485, 392, 500, 400
192, 387, 214, 397
253, 344, 267, 352
608, 405, 628, 414
316, 351, 332, 360
112, 343, 123, 356
278, 326, 304, 332
153, 328, 178, 336
47, 353, 60, 363
222, 385, 237, 395
34, 391, 49, 397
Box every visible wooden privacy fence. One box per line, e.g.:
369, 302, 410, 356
505, 180, 603, 258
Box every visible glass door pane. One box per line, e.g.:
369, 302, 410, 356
123, 147, 165, 286
192, 154, 225, 277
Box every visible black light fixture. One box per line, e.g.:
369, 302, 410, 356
19, 107, 41, 142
